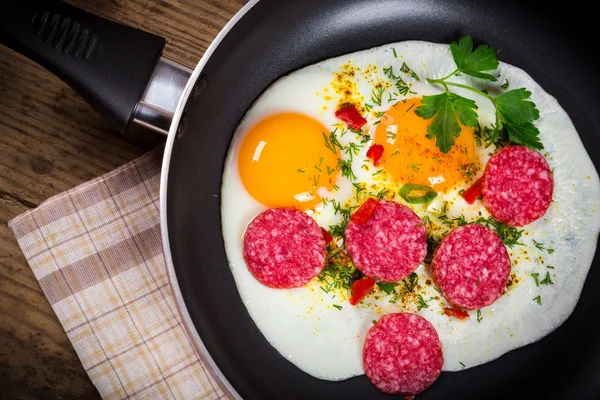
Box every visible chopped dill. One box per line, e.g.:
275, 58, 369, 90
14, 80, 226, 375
532, 272, 540, 287
338, 158, 357, 181
344, 142, 362, 161
400, 62, 420, 80
383, 66, 399, 80
474, 216, 523, 247
532, 239, 545, 252
352, 183, 365, 202
323, 129, 343, 155
370, 86, 385, 106
395, 78, 410, 96
540, 272, 554, 285
402, 272, 418, 292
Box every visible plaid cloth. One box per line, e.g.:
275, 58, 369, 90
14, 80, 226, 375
8, 146, 226, 400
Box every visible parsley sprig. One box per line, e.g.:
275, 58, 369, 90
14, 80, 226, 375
415, 35, 543, 153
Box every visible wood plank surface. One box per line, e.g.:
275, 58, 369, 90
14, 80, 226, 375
0, 1, 245, 398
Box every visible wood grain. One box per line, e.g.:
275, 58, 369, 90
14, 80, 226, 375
0, 1, 245, 398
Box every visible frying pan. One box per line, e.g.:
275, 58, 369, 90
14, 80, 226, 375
2, 0, 599, 399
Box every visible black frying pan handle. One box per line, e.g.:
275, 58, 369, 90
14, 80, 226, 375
0, 0, 166, 133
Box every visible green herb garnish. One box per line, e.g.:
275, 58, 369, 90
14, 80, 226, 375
323, 129, 343, 155
474, 216, 523, 247
377, 282, 396, 295
338, 158, 357, 181
402, 272, 419, 292
399, 183, 438, 204
540, 272, 554, 285
415, 35, 542, 153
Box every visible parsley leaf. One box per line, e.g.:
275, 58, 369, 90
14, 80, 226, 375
494, 88, 542, 149
415, 93, 478, 153
450, 35, 499, 81
502, 120, 543, 150
495, 88, 540, 125
418, 35, 543, 153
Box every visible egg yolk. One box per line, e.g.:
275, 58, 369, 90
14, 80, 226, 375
374, 97, 476, 192
238, 113, 339, 210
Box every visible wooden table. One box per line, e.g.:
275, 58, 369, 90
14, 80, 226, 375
0, 1, 245, 398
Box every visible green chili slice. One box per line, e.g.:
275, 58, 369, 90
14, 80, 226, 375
399, 183, 437, 204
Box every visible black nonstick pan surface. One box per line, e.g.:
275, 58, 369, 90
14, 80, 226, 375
165, 0, 599, 399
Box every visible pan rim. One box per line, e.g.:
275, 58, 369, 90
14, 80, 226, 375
160, 1, 600, 399
158, 1, 259, 398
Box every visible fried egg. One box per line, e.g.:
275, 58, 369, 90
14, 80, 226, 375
220, 40, 600, 380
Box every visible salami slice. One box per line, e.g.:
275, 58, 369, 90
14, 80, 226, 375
345, 200, 426, 282
431, 224, 511, 310
243, 208, 326, 288
363, 313, 443, 396
483, 146, 553, 227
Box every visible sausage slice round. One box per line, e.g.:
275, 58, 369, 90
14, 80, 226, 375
363, 313, 444, 396
345, 200, 426, 282
431, 224, 511, 310
483, 146, 553, 227
243, 208, 326, 288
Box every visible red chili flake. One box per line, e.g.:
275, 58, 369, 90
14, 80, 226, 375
321, 227, 333, 245
350, 198, 379, 224
443, 307, 470, 319
335, 106, 367, 130
349, 278, 376, 305
461, 176, 484, 204
366, 144, 384, 167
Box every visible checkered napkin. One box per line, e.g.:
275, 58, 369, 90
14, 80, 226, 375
8, 146, 226, 400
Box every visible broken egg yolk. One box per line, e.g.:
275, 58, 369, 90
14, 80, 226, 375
374, 97, 477, 192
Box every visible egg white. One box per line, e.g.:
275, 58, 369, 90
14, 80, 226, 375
220, 41, 600, 380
